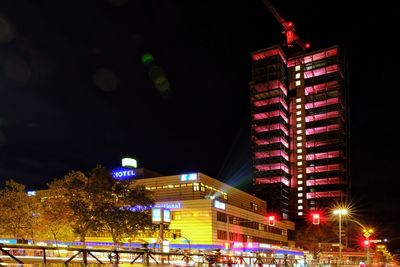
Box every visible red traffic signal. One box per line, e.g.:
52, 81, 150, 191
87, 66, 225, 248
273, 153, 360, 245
312, 213, 320, 225
268, 215, 276, 226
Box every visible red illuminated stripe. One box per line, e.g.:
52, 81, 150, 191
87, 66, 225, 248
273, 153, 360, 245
255, 163, 289, 174
254, 80, 288, 96
306, 190, 343, 199
305, 111, 340, 122
304, 81, 339, 96
255, 137, 289, 148
255, 150, 289, 161
306, 164, 342, 174
255, 177, 290, 186
254, 123, 289, 136
303, 48, 338, 64
252, 48, 287, 64
306, 177, 344, 186
305, 97, 339, 109
253, 110, 288, 123
253, 97, 288, 110
306, 151, 341, 161
306, 140, 331, 148
304, 64, 339, 79
305, 124, 340, 135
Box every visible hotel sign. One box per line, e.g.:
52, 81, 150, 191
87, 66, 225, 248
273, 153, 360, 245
180, 173, 197, 181
112, 168, 136, 180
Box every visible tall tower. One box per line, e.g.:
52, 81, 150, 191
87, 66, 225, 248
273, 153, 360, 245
250, 45, 348, 219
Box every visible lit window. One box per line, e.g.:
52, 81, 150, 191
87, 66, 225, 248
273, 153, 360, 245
297, 155, 302, 160
297, 130, 302, 134
295, 73, 301, 79
296, 104, 301, 109
297, 149, 302, 153
297, 136, 302, 141
295, 65, 301, 71
193, 183, 199, 191
298, 187, 303, 191
296, 117, 302, 122
296, 98, 301, 103
297, 193, 303, 197
296, 80, 301, 86
297, 123, 302, 128
298, 212, 303, 216
297, 162, 303, 166
298, 180, 303, 185
297, 142, 302, 147
298, 199, 303, 203
296, 111, 302, 115
298, 205, 303, 210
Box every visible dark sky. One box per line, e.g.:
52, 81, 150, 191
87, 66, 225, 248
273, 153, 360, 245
1, 0, 399, 250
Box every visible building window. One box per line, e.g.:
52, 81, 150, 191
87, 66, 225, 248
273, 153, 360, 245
298, 212, 303, 216
298, 180, 303, 185
298, 205, 303, 210
296, 111, 302, 115
297, 162, 303, 166
295, 73, 301, 79
297, 136, 302, 141
193, 183, 199, 191
296, 130, 302, 134
298, 174, 303, 178
217, 230, 227, 240
297, 155, 302, 160
296, 80, 301, 86
297, 149, 302, 153
296, 104, 301, 109
217, 212, 227, 222
297, 193, 303, 197
297, 123, 302, 128
298, 187, 303, 191
298, 199, 303, 203
296, 117, 302, 122
295, 65, 301, 71
296, 98, 301, 103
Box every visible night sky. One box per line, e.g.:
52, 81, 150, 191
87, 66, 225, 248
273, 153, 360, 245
1, 0, 399, 250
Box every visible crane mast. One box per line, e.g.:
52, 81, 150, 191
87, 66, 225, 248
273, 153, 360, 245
261, 0, 309, 51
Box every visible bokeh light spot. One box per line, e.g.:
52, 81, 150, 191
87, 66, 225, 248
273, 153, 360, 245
148, 66, 165, 81
0, 16, 15, 43
3, 58, 31, 87
141, 53, 155, 66
93, 68, 119, 92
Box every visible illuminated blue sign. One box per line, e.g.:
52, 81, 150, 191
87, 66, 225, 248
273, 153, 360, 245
214, 200, 226, 210
155, 202, 182, 209
112, 168, 136, 180
180, 173, 197, 181
163, 209, 171, 223
152, 208, 162, 223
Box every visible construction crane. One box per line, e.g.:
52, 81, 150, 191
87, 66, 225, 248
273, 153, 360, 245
262, 0, 310, 51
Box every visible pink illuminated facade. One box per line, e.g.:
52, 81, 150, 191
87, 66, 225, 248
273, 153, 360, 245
250, 46, 348, 219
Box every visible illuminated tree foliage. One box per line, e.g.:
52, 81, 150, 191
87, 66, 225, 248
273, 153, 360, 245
60, 165, 154, 246
38, 179, 75, 245
0, 180, 38, 240
98, 180, 154, 246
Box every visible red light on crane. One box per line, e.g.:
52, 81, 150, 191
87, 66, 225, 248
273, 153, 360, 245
305, 43, 311, 49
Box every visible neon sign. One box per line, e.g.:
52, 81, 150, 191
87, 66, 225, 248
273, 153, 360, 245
112, 168, 136, 180
214, 200, 226, 210
180, 173, 197, 181
155, 202, 182, 209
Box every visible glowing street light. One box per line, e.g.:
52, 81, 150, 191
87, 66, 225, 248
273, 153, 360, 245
333, 208, 349, 266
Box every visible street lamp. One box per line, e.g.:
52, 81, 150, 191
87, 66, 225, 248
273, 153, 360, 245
333, 208, 348, 266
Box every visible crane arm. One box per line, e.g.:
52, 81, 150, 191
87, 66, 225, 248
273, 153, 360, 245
261, 0, 309, 50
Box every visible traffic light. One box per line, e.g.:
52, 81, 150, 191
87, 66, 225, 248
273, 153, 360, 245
268, 215, 275, 226
312, 213, 320, 225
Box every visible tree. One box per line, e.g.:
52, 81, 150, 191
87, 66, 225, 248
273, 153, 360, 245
99, 180, 154, 246
38, 179, 75, 245
0, 180, 38, 240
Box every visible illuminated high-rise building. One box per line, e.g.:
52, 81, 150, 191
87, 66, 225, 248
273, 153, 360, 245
250, 46, 349, 219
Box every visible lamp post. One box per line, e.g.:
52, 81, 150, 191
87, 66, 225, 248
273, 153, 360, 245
333, 208, 348, 266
